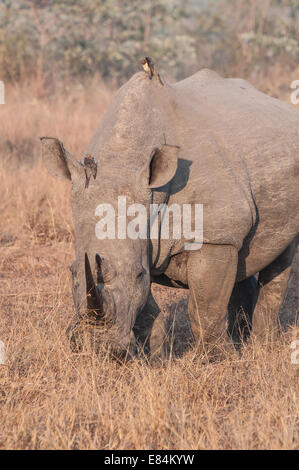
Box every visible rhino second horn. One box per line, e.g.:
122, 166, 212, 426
95, 253, 104, 284
85, 253, 104, 319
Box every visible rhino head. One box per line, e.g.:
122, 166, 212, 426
41, 72, 179, 359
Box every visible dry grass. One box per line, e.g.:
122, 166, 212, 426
0, 76, 114, 165
0, 73, 298, 450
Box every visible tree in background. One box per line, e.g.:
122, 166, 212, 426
0, 0, 298, 91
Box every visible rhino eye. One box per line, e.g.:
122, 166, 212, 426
69, 262, 77, 275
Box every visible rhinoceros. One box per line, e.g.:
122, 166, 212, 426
41, 61, 299, 359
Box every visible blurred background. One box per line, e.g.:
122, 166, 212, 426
1, 0, 299, 90
1, 0, 298, 89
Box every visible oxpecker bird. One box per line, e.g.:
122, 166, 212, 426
82, 154, 97, 188
140, 57, 164, 86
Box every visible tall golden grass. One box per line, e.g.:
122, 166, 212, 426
0, 71, 298, 449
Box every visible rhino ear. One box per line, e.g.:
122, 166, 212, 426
40, 137, 82, 181
143, 144, 179, 189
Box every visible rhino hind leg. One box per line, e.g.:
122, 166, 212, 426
187, 244, 238, 360
227, 276, 258, 351
252, 236, 298, 341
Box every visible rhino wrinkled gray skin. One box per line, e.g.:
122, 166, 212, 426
41, 66, 299, 360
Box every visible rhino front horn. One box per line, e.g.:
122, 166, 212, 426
85, 253, 104, 319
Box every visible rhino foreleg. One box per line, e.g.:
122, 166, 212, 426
187, 244, 238, 360
133, 292, 163, 356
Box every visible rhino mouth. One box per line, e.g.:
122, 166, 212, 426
66, 253, 137, 359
